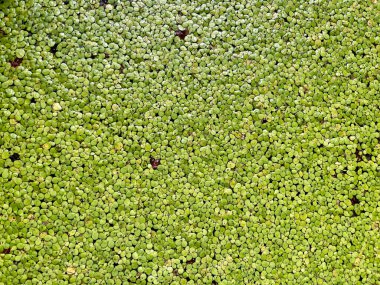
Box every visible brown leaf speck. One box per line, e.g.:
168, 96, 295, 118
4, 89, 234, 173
1, 248, 11, 254
175, 29, 189, 40
10, 58, 23, 68
150, 157, 160, 169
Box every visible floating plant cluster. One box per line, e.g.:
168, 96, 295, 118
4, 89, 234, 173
0, 0, 380, 284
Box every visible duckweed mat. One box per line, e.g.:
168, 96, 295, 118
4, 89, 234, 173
1, 0, 380, 284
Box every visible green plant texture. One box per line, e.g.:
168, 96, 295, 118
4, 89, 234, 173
1, 0, 380, 284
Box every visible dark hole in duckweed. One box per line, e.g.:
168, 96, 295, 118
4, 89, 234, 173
175, 28, 189, 40
9, 153, 20, 162
355, 149, 362, 161
1, 248, 11, 254
350, 195, 359, 205
100, 0, 108, 6
31, 98, 36, 103
10, 57, 23, 67
186, 258, 196, 264
150, 157, 160, 169
365, 153, 372, 160
212, 281, 218, 285
50, 43, 59, 55
173, 269, 179, 276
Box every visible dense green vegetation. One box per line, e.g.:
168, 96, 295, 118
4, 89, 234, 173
1, 0, 380, 284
